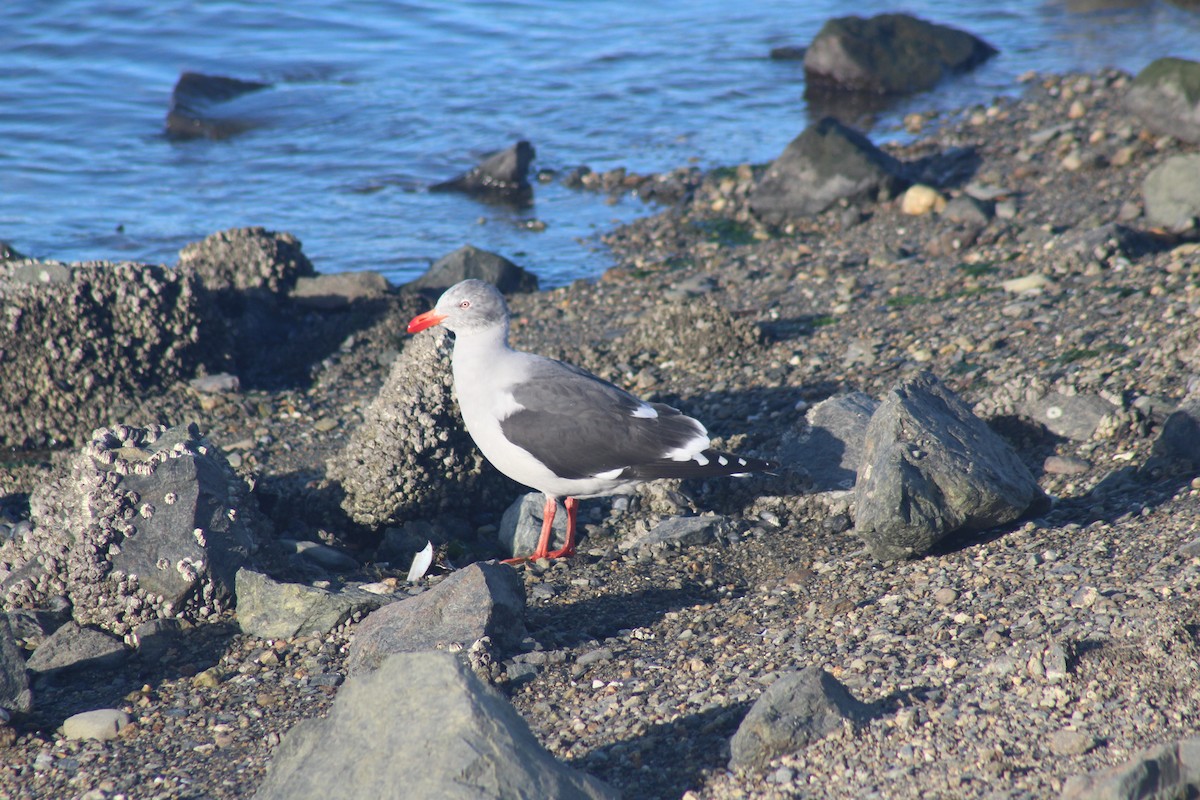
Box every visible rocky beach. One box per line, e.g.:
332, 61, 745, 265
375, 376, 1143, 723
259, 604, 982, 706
3, 38, 1200, 800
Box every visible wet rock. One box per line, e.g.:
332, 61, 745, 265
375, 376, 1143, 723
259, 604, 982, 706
618, 515, 728, 554
290, 271, 390, 310
749, 117, 907, 222
769, 45, 807, 61
498, 493, 568, 559
1060, 736, 1200, 800
0, 615, 31, 715
1026, 392, 1117, 441
1144, 154, 1200, 230
1123, 57, 1200, 144
235, 569, 388, 640
779, 393, 879, 493
25, 621, 128, 676
0, 259, 205, 449
803, 14, 997, 95
327, 327, 514, 526
729, 666, 871, 771
4, 423, 264, 635
165, 71, 271, 140
855, 372, 1044, 560
431, 140, 536, 204
62, 709, 130, 741
406, 245, 539, 296
346, 562, 526, 675
253, 652, 618, 800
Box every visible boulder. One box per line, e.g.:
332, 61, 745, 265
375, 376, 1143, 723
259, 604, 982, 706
407, 245, 539, 295
290, 271, 390, 310
253, 652, 619, 800
346, 562, 526, 675
1151, 393, 1200, 470
3, 423, 264, 635
431, 141, 536, 204
804, 13, 997, 95
729, 667, 871, 771
749, 117, 907, 222
1123, 57, 1200, 144
165, 71, 271, 140
0, 259, 205, 449
854, 372, 1044, 560
327, 327, 515, 526
1144, 154, 1200, 230
1025, 392, 1117, 441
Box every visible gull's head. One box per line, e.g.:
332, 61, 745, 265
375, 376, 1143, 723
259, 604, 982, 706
407, 279, 510, 336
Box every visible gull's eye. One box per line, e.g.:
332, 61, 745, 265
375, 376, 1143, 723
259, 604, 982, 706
459, 299, 471, 309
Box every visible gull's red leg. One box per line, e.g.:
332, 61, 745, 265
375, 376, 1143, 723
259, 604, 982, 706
504, 495, 559, 564
546, 496, 578, 559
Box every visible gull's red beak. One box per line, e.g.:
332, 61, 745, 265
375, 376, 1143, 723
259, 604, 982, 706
407, 309, 448, 333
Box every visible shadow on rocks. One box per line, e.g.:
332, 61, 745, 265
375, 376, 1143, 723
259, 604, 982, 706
20, 620, 237, 737
525, 586, 710, 651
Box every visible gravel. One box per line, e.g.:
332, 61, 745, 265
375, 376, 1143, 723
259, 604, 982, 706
2, 67, 1200, 799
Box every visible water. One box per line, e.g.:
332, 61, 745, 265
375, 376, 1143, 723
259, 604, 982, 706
2, 0, 1199, 286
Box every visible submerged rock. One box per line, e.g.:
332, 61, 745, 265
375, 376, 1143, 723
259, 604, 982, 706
165, 71, 271, 140
431, 141, 536, 204
804, 13, 997, 95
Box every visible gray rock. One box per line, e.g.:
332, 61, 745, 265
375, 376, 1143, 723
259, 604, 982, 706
4, 423, 264, 635
62, 708, 130, 741
1123, 57, 1200, 144
1060, 736, 1200, 800
1151, 394, 1200, 469
407, 245, 539, 295
253, 651, 618, 800
188, 372, 240, 394
499, 493, 568, 559
4, 596, 71, 650
25, 621, 128, 676
803, 13, 997, 95
941, 194, 993, 226
1026, 392, 1117, 441
617, 515, 727, 553
854, 371, 1044, 560
327, 327, 514, 526
779, 392, 879, 492
0, 259, 206, 449
235, 569, 388, 640
165, 71, 271, 140
131, 618, 184, 662
1050, 729, 1099, 757
375, 517, 473, 565
1144, 154, 1200, 230
430, 141, 536, 203
291, 271, 390, 310
0, 615, 32, 715
749, 117, 907, 222
729, 666, 871, 771
346, 562, 526, 675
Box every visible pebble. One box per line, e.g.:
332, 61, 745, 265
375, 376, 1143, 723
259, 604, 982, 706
62, 709, 130, 741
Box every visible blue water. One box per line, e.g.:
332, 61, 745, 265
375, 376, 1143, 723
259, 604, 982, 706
2, 1, 1199, 286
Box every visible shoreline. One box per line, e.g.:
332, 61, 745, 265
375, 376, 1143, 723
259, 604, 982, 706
3, 66, 1200, 799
